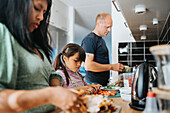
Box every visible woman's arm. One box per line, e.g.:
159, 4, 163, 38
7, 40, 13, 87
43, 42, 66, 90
50, 78, 61, 86
0, 87, 79, 113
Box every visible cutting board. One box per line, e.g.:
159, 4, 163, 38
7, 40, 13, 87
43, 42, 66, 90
102, 92, 121, 97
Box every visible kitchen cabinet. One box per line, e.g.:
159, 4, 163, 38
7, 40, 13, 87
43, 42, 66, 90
50, 0, 68, 31
118, 41, 159, 67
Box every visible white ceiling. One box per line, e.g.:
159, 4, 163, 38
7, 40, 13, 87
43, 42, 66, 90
117, 0, 170, 41
61, 0, 170, 41
61, 0, 111, 29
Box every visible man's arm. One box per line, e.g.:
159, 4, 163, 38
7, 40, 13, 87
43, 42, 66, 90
84, 53, 124, 72
0, 87, 78, 113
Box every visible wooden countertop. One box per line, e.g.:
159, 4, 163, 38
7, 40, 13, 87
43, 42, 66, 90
109, 97, 142, 113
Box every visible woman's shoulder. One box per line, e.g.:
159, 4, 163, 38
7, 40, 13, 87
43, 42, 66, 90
0, 23, 10, 37
0, 23, 16, 43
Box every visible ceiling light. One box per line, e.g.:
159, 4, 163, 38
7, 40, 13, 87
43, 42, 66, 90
140, 25, 147, 31
153, 18, 158, 25
141, 35, 146, 40
135, 4, 146, 15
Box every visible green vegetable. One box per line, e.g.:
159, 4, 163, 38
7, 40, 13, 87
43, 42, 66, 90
103, 84, 118, 89
122, 66, 131, 73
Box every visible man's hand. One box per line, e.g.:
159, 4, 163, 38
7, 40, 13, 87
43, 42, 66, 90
111, 63, 124, 72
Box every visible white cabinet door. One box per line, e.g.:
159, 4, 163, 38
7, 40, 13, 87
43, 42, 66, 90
50, 1, 67, 31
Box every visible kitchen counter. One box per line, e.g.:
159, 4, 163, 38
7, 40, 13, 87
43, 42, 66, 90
109, 97, 142, 113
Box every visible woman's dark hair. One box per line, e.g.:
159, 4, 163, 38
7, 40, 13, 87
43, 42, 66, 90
53, 43, 86, 85
0, 0, 53, 63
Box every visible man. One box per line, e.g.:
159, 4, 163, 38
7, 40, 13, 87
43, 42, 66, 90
81, 13, 124, 86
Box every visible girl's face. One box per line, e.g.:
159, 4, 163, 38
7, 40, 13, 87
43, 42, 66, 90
29, 0, 48, 32
63, 52, 82, 72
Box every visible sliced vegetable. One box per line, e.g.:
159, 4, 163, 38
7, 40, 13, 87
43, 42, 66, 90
93, 90, 117, 96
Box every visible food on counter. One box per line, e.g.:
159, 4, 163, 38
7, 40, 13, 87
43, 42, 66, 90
94, 90, 117, 96
67, 95, 118, 113
100, 84, 121, 91
126, 78, 132, 87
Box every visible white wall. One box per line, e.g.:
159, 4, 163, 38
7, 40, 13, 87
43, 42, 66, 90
74, 24, 91, 45
111, 1, 135, 82
67, 6, 75, 43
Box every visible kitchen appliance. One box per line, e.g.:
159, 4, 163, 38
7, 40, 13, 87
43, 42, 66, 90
129, 60, 157, 111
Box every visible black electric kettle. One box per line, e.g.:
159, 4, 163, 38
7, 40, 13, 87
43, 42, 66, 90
129, 60, 157, 111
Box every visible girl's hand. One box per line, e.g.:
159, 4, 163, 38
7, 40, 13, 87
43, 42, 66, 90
49, 87, 80, 111
74, 86, 94, 94
84, 86, 95, 94
88, 84, 102, 91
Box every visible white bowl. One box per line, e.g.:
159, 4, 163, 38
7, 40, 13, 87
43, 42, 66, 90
119, 87, 131, 101
120, 93, 131, 101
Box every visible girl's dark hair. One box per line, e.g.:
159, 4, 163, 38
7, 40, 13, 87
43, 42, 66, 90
53, 43, 86, 85
0, 0, 53, 63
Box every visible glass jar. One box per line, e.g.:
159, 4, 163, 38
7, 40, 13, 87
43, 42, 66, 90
150, 44, 170, 90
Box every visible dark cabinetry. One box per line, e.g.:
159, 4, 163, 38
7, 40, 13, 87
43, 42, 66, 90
118, 41, 158, 67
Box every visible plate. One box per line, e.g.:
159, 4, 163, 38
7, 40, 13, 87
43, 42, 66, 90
100, 86, 121, 91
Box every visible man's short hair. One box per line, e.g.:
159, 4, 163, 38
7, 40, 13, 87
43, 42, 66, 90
96, 13, 110, 22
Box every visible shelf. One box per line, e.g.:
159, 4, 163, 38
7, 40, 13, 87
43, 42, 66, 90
120, 60, 155, 62
119, 54, 153, 55
132, 47, 150, 49
118, 47, 150, 49
118, 41, 158, 67
119, 54, 129, 55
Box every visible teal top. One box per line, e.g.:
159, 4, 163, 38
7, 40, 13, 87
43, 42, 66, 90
0, 23, 62, 113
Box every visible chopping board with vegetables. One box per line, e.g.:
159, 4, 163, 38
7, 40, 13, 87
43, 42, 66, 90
93, 84, 121, 97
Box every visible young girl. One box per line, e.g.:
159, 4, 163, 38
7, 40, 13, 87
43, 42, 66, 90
0, 0, 79, 112
53, 43, 101, 93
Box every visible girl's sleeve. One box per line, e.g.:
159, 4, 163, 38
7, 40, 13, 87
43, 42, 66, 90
56, 70, 67, 87
0, 23, 18, 91
50, 68, 63, 86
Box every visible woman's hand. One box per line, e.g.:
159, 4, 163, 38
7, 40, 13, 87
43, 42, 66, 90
49, 87, 80, 111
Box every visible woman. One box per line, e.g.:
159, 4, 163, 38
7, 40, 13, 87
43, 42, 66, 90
52, 43, 101, 93
0, 0, 80, 113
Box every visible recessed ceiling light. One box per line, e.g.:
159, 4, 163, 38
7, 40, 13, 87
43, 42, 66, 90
140, 25, 147, 31
153, 18, 158, 25
135, 4, 146, 15
141, 35, 146, 40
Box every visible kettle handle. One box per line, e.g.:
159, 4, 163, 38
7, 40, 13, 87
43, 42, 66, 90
149, 64, 158, 87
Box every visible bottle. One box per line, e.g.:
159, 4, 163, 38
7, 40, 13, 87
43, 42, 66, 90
143, 92, 160, 113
